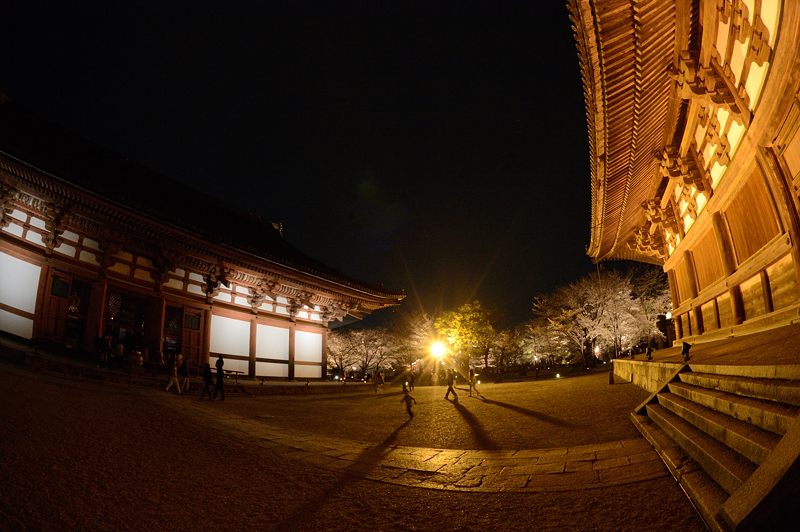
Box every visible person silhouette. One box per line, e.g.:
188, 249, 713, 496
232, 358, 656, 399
400, 385, 417, 417
212, 354, 225, 401
444, 369, 458, 400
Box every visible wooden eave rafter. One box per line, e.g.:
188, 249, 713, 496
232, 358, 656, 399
0, 153, 404, 315
570, 0, 679, 265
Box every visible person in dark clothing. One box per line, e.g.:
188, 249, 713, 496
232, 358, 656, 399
400, 385, 417, 417
408, 371, 415, 392
212, 354, 225, 401
199, 363, 213, 400
444, 369, 458, 400
178, 353, 190, 392
468, 368, 480, 397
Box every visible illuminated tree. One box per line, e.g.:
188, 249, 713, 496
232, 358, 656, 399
434, 300, 496, 370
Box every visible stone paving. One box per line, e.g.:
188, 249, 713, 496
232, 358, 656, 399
164, 394, 669, 493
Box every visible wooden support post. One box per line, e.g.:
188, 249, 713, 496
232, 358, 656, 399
249, 318, 257, 378
288, 324, 295, 380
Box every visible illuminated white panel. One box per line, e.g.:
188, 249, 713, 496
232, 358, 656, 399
0, 252, 41, 313
276, 306, 289, 315
711, 162, 727, 188
62, 230, 79, 242
83, 237, 100, 250
29, 217, 46, 229
298, 311, 309, 319
114, 250, 133, 262
295, 330, 322, 363
679, 198, 688, 215
276, 296, 288, 304
235, 285, 249, 294
295, 365, 322, 379
314, 305, 321, 311
3, 223, 24, 237
730, 37, 749, 85
79, 250, 99, 265
310, 313, 321, 321
136, 256, 153, 267
715, 19, 730, 65
188, 272, 204, 282
696, 192, 708, 214
210, 315, 250, 356
214, 356, 249, 374
745, 61, 768, 111
187, 284, 204, 295
109, 262, 130, 276
55, 243, 77, 257
703, 143, 715, 168
256, 361, 289, 377
0, 309, 34, 339
716, 107, 730, 133
256, 324, 289, 360
259, 303, 274, 312
694, 124, 706, 148
684, 214, 695, 232
165, 278, 183, 290
25, 231, 44, 247
234, 296, 248, 306
171, 268, 185, 277
10, 209, 26, 222
728, 120, 745, 157
762, 0, 781, 47
134, 269, 154, 282
214, 292, 232, 302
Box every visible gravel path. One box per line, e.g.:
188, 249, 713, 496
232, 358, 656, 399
0, 365, 703, 531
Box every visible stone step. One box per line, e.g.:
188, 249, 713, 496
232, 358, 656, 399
631, 413, 697, 478
681, 469, 729, 532
657, 392, 780, 465
646, 403, 756, 494
678, 372, 800, 406
668, 381, 798, 436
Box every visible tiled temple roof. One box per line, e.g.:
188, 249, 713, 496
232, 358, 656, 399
0, 100, 404, 303
569, 0, 680, 264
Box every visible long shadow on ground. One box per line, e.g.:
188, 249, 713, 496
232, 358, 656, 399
477, 396, 580, 428
275, 418, 411, 529
448, 397, 500, 450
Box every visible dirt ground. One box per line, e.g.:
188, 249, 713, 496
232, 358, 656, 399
0, 365, 703, 531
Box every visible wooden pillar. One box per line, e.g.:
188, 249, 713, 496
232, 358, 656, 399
249, 317, 257, 378
288, 324, 295, 380
320, 328, 328, 380
202, 308, 212, 363
684, 252, 699, 299
31, 262, 51, 341
760, 147, 800, 290
711, 211, 745, 324
667, 269, 680, 307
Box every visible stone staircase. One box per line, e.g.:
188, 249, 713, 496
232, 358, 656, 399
632, 364, 800, 530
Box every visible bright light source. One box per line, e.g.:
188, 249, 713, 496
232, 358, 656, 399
477, 380, 481, 385
334, 375, 339, 380
594, 346, 600, 354
556, 373, 561, 378
430, 341, 446, 359
665, 311, 672, 320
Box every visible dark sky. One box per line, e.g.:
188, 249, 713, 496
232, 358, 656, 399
2, 2, 594, 327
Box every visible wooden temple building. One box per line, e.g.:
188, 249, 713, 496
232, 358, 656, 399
0, 99, 404, 379
571, 1, 800, 528
572, 0, 800, 342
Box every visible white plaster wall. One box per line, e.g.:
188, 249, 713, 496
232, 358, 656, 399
209, 315, 250, 356
0, 252, 41, 313
295, 365, 322, 379
0, 309, 34, 339
295, 330, 322, 363
256, 361, 289, 378
256, 324, 289, 360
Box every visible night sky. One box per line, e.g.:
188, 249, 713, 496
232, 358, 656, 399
2, 3, 594, 327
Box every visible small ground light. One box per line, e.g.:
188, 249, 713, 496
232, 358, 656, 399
477, 380, 480, 385
556, 373, 561, 378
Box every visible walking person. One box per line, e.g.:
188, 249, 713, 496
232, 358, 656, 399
212, 353, 225, 401
400, 384, 417, 418
178, 353, 190, 392
468, 367, 480, 397
444, 369, 458, 400
408, 370, 415, 392
165, 354, 182, 394
199, 362, 213, 400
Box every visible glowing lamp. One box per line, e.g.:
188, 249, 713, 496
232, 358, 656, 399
430, 341, 446, 359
